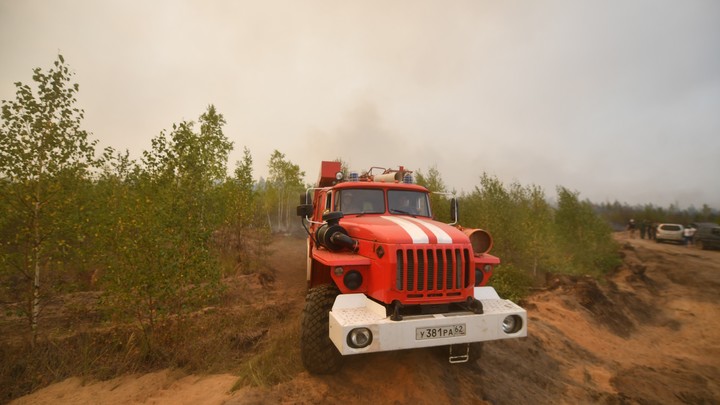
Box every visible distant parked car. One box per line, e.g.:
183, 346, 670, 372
655, 224, 684, 244
691, 223, 720, 250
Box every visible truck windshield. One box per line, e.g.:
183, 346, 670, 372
335, 189, 385, 214
388, 190, 430, 217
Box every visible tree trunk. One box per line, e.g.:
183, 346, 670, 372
277, 188, 287, 233
31, 136, 45, 349
276, 190, 283, 233
31, 195, 41, 348
284, 194, 291, 232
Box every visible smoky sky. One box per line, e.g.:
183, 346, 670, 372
1, 0, 719, 208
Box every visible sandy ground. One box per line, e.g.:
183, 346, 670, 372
11, 233, 720, 404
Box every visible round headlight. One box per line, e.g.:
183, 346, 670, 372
343, 270, 363, 290
347, 327, 373, 348
502, 315, 523, 334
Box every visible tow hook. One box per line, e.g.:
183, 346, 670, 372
466, 296, 484, 314
390, 300, 403, 321
449, 344, 470, 363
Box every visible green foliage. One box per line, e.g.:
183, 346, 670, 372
0, 55, 98, 181
415, 165, 452, 223
595, 200, 719, 229
554, 187, 620, 276
460, 174, 620, 300
0, 54, 102, 344
488, 264, 533, 303
215, 147, 272, 276
234, 147, 256, 227
264, 150, 305, 234
462, 174, 557, 275
0, 56, 289, 400
98, 105, 234, 340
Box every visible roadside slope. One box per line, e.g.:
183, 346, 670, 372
12, 234, 720, 404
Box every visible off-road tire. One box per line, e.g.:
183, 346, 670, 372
300, 284, 344, 374
696, 240, 705, 250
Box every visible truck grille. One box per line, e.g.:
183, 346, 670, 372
396, 247, 471, 294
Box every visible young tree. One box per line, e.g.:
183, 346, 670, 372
415, 165, 452, 223
555, 187, 619, 275
266, 150, 305, 233
100, 105, 232, 342
459, 173, 560, 298
234, 147, 257, 228
215, 147, 272, 275
0, 55, 100, 346
141, 105, 232, 232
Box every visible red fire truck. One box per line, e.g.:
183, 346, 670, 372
297, 161, 526, 373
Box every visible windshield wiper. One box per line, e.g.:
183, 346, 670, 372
390, 209, 416, 217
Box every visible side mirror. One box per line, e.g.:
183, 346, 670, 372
450, 198, 459, 225
297, 204, 313, 217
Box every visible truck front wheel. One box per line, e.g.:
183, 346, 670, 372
300, 284, 344, 374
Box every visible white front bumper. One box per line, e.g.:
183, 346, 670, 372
329, 287, 527, 355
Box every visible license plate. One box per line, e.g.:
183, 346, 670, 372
416, 324, 466, 340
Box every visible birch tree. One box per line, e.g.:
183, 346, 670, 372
0, 55, 100, 346
415, 165, 451, 223
100, 105, 232, 341
267, 150, 304, 233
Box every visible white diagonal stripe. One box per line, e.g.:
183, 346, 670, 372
381, 216, 428, 244
406, 218, 453, 244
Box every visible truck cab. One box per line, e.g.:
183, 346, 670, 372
297, 161, 526, 373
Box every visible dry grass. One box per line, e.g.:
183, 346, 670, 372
0, 268, 301, 403
232, 320, 303, 389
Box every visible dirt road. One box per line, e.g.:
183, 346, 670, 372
12, 234, 720, 404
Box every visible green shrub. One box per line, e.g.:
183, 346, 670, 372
489, 264, 533, 302
459, 175, 619, 300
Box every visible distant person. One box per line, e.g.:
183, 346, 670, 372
340, 191, 358, 213
648, 223, 656, 240
627, 219, 636, 239
689, 226, 696, 244
683, 226, 692, 246
640, 220, 647, 239
683, 226, 693, 246
398, 195, 417, 215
